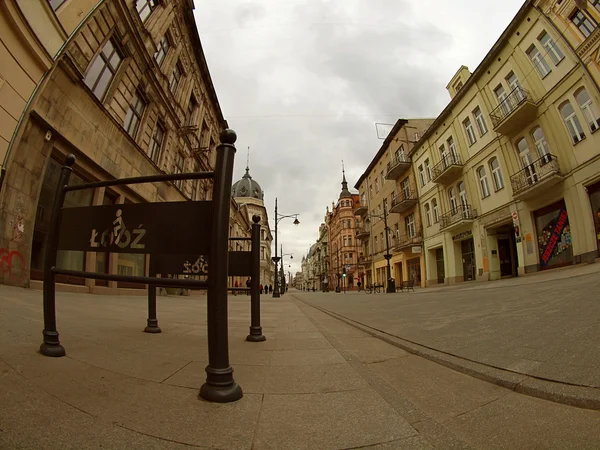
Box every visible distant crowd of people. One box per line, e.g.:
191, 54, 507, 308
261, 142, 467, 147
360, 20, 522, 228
232, 278, 274, 295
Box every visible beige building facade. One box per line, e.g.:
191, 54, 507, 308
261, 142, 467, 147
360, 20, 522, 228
412, 0, 600, 286
354, 118, 434, 289
0, 0, 231, 292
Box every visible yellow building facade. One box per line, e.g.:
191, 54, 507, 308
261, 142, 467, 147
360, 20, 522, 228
412, 0, 600, 286
354, 118, 434, 289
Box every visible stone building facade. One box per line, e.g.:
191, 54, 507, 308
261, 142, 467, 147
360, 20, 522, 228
411, 0, 600, 286
326, 172, 360, 291
0, 0, 233, 292
354, 118, 434, 289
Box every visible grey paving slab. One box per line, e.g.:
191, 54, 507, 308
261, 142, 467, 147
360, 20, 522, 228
253, 389, 418, 450
444, 392, 600, 449
341, 336, 410, 364
362, 436, 435, 449
273, 337, 333, 350
269, 348, 347, 366
369, 355, 509, 424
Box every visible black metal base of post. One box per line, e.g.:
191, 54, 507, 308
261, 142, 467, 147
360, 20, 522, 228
246, 326, 266, 342
40, 330, 66, 357
144, 319, 161, 333
273, 292, 280, 298
335, 286, 341, 293
386, 279, 396, 293
199, 366, 243, 403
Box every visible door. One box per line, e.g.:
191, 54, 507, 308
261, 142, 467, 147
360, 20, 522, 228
448, 188, 458, 214
506, 72, 524, 102
461, 239, 476, 281
589, 182, 600, 256
494, 85, 510, 116
440, 145, 449, 169
498, 236, 513, 277
436, 248, 445, 284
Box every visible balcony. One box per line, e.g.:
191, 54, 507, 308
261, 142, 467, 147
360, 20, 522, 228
431, 152, 463, 184
510, 154, 562, 200
354, 204, 368, 216
490, 86, 537, 135
393, 232, 423, 251
440, 204, 478, 231
355, 226, 370, 240
358, 255, 372, 266
385, 155, 411, 180
390, 189, 418, 213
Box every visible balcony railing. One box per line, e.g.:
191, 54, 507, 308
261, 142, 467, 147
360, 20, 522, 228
358, 255, 372, 265
393, 232, 422, 251
440, 204, 477, 230
489, 86, 537, 135
431, 152, 463, 184
385, 154, 411, 180
354, 204, 368, 216
356, 225, 371, 240
390, 189, 418, 213
510, 154, 562, 199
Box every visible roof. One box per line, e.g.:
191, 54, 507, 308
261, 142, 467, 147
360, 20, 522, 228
354, 118, 408, 190
408, 0, 532, 157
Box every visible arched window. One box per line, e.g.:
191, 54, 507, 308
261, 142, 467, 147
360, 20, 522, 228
559, 101, 585, 143
457, 181, 467, 207
489, 157, 504, 191
531, 127, 550, 159
477, 166, 490, 198
516, 137, 533, 168
424, 203, 432, 227
575, 87, 600, 132
448, 188, 457, 213
431, 198, 439, 223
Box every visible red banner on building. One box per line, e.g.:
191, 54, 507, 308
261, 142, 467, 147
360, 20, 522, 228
540, 208, 568, 266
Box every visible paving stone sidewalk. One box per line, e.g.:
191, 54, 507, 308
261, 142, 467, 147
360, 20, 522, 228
1, 284, 600, 449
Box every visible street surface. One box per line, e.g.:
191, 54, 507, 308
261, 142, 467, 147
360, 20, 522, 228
0, 266, 599, 449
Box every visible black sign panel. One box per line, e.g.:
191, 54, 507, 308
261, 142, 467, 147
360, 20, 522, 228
149, 251, 251, 276
58, 201, 212, 255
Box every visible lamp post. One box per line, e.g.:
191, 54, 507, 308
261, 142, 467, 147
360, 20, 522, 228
272, 198, 299, 298
280, 246, 293, 295
365, 205, 395, 293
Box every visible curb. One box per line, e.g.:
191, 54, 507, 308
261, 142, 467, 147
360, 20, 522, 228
293, 296, 600, 411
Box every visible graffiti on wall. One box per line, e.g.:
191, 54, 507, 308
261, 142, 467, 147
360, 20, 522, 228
9, 194, 28, 243
0, 248, 27, 282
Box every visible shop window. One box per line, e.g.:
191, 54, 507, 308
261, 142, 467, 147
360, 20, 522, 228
535, 201, 573, 269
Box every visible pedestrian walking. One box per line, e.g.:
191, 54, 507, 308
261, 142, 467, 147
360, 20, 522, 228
246, 278, 251, 295
357, 280, 361, 292
259, 283, 263, 295
269, 284, 273, 294
234, 279, 238, 295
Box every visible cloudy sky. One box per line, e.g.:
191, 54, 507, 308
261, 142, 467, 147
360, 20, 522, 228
194, 0, 524, 276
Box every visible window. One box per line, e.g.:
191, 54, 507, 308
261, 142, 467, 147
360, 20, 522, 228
154, 34, 170, 66
448, 187, 458, 212
418, 165, 426, 186
400, 178, 410, 198
394, 223, 400, 237
473, 107, 488, 136
506, 72, 524, 101
343, 236, 347, 247
447, 136, 457, 157
477, 166, 491, 198
380, 170, 385, 187
575, 87, 600, 132
48, 0, 67, 11
494, 84, 510, 115
170, 62, 183, 94
538, 31, 564, 65
424, 159, 431, 181
174, 152, 185, 189
527, 44, 552, 78
374, 236, 378, 253
571, 9, 596, 38
84, 38, 122, 101
559, 101, 585, 143
375, 178, 380, 193
148, 121, 165, 163
516, 137, 533, 167
531, 127, 551, 158
186, 96, 197, 126
123, 91, 145, 138
395, 144, 406, 161
405, 214, 416, 238
458, 181, 467, 207
432, 198, 439, 223
137, 0, 158, 22
489, 157, 504, 191
594, 0, 600, 12
425, 204, 432, 227
454, 80, 464, 93
463, 117, 477, 145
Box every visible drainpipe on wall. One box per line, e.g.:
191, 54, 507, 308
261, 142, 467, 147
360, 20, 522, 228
0, 1, 107, 195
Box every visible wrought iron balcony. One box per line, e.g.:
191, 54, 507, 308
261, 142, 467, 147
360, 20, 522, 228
431, 152, 463, 184
355, 225, 370, 240
510, 154, 562, 200
385, 154, 411, 180
353, 204, 368, 216
439, 204, 477, 231
393, 232, 423, 251
390, 189, 418, 213
489, 86, 537, 135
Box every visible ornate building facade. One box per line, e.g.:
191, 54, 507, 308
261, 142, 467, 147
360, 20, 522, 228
0, 0, 231, 292
231, 166, 273, 286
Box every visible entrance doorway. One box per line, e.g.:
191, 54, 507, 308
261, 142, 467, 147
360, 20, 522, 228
407, 258, 421, 284
588, 181, 600, 257
461, 239, 476, 281
435, 248, 445, 284
496, 228, 518, 278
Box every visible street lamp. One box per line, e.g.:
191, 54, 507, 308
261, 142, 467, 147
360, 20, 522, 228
365, 205, 395, 293
280, 245, 293, 295
272, 198, 300, 298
